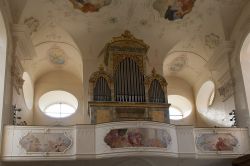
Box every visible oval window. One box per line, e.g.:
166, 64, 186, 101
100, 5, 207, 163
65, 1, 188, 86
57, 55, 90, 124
39, 90, 78, 118
196, 80, 215, 114
168, 95, 192, 120
169, 106, 183, 120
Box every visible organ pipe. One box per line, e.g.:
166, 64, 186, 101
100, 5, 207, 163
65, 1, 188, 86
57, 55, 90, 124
114, 58, 146, 102
149, 79, 165, 103
93, 77, 111, 101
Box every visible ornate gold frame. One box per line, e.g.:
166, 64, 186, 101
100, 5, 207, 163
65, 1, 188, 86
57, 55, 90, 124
145, 68, 167, 88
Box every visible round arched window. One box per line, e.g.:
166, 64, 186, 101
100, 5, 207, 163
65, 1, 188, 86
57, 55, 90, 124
168, 95, 192, 120
196, 80, 215, 114
22, 72, 34, 110
169, 106, 183, 120
39, 90, 78, 118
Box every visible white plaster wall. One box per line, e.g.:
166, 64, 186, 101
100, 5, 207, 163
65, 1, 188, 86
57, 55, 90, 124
11, 88, 33, 125
194, 78, 235, 127
0, 7, 8, 130
229, 1, 250, 128
82, 58, 102, 124
0, 0, 15, 157
10, 71, 34, 125
34, 70, 84, 125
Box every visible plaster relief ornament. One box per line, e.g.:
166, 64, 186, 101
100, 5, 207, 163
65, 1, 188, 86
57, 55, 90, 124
153, 0, 196, 21
48, 46, 66, 65
24, 17, 39, 35
107, 17, 118, 24
69, 0, 112, 13
169, 55, 187, 72
205, 33, 220, 49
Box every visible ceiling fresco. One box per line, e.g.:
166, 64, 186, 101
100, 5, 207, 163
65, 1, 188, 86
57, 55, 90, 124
10, 0, 248, 84
48, 45, 66, 65
69, 0, 112, 13
153, 0, 196, 21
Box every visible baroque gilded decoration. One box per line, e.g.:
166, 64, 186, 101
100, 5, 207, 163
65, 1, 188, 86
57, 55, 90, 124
145, 68, 167, 88
89, 31, 169, 123
89, 65, 112, 84
100, 30, 149, 69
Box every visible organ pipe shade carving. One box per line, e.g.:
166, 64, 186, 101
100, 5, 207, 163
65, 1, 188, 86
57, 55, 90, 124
149, 79, 165, 103
94, 77, 111, 101
114, 58, 145, 102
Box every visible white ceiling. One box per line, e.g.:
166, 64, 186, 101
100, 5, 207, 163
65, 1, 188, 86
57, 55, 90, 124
9, 0, 248, 85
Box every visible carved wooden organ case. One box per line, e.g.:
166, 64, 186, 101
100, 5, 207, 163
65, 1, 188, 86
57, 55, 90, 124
89, 31, 170, 124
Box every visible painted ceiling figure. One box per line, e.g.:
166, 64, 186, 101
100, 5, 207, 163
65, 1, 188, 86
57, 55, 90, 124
164, 0, 196, 21
70, 0, 112, 13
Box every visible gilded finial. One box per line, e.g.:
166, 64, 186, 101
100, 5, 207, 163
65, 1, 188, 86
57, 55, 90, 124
152, 67, 156, 75
122, 30, 133, 39
99, 64, 104, 71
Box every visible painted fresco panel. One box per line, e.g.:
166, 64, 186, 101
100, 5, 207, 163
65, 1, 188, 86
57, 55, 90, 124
196, 133, 239, 152
104, 128, 171, 149
19, 133, 72, 153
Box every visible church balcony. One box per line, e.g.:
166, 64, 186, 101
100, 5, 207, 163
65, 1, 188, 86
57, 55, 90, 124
2, 121, 249, 161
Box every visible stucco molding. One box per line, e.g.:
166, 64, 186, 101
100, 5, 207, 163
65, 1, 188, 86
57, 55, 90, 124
12, 24, 36, 60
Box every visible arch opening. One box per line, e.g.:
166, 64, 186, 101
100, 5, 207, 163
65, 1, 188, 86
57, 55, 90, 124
0, 10, 7, 122
240, 33, 250, 117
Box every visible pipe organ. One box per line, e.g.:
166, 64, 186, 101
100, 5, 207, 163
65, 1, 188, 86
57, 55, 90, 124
114, 58, 145, 102
89, 31, 170, 124
93, 76, 111, 101
149, 79, 165, 103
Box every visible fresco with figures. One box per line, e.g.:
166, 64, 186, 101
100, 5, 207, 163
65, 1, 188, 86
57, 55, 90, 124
19, 133, 72, 153
69, 0, 112, 13
153, 0, 196, 21
104, 128, 171, 148
196, 133, 239, 152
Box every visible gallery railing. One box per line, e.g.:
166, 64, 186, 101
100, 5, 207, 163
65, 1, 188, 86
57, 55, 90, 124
2, 121, 249, 161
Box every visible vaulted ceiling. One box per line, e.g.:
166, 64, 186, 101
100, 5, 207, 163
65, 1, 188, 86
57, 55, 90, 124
9, 0, 248, 85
